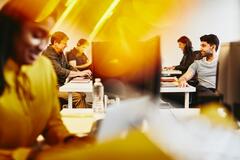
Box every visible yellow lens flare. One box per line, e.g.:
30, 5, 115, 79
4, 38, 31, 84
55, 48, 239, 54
94, 40, 156, 81
200, 103, 238, 129
36, 0, 60, 22
88, 0, 121, 42
95, 0, 181, 42
66, 0, 76, 6
50, 0, 79, 34
132, 0, 179, 28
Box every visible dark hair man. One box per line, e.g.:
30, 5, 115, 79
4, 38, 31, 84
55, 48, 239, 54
42, 31, 91, 108
178, 34, 220, 105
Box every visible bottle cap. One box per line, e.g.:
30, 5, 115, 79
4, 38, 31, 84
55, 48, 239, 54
95, 78, 101, 82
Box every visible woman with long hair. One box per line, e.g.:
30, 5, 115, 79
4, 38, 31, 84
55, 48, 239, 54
0, 1, 78, 159
165, 36, 196, 74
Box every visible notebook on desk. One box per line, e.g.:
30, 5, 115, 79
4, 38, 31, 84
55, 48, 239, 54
161, 69, 182, 75
161, 77, 177, 82
69, 77, 91, 83
160, 77, 178, 87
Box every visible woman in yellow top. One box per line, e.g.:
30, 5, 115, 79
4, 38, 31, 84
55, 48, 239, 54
0, 1, 74, 159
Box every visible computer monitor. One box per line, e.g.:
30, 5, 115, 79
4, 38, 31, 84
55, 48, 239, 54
217, 42, 240, 107
91, 36, 161, 100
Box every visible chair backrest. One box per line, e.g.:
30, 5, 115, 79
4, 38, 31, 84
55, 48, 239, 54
217, 42, 240, 106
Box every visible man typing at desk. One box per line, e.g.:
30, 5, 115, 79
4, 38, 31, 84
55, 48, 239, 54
42, 31, 91, 108
178, 34, 219, 105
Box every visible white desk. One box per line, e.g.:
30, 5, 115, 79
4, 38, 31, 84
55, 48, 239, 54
162, 70, 182, 76
160, 85, 196, 108
61, 108, 105, 136
59, 80, 195, 109
59, 81, 93, 109
60, 108, 199, 136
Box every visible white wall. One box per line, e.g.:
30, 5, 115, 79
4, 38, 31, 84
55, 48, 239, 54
161, 0, 240, 66
1, 0, 239, 67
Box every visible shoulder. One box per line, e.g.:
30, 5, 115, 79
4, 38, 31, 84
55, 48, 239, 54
33, 56, 54, 71
194, 59, 205, 67
79, 53, 88, 61
66, 49, 74, 56
67, 48, 77, 57
28, 56, 56, 77
189, 60, 200, 69
70, 48, 78, 54
33, 56, 57, 81
185, 52, 196, 61
42, 46, 57, 58
191, 59, 200, 65
22, 56, 56, 82
23, 57, 58, 95
194, 57, 206, 64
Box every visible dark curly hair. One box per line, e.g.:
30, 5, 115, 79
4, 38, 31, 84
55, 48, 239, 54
200, 34, 219, 51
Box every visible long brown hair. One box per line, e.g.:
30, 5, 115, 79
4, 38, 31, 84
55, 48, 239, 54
0, 4, 25, 95
177, 36, 193, 55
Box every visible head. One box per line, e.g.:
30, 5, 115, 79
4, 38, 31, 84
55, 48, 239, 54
50, 31, 69, 53
0, 3, 52, 66
76, 38, 89, 53
200, 34, 219, 57
0, 0, 56, 95
177, 36, 193, 54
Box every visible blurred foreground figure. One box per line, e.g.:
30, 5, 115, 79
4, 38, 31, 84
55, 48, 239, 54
97, 97, 240, 160
0, 1, 77, 159
33, 97, 240, 160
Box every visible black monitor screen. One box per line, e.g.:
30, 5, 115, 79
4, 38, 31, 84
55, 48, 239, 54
91, 36, 161, 99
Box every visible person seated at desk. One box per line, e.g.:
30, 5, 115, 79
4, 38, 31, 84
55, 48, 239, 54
42, 32, 91, 108
178, 34, 219, 106
0, 1, 90, 159
194, 50, 204, 60
66, 38, 91, 70
164, 36, 196, 75
162, 36, 197, 106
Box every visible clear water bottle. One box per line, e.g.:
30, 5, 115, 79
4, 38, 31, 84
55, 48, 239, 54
92, 78, 104, 113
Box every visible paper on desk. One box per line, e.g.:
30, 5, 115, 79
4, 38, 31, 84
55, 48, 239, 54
161, 77, 178, 87
160, 76, 178, 82
69, 77, 91, 83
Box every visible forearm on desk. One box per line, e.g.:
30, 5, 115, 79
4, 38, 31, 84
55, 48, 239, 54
179, 70, 194, 82
68, 71, 81, 78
